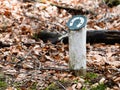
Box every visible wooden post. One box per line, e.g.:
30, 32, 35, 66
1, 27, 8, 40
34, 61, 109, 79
67, 15, 87, 75
69, 27, 86, 75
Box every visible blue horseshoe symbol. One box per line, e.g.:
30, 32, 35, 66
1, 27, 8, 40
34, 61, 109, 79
69, 17, 84, 28
67, 15, 87, 30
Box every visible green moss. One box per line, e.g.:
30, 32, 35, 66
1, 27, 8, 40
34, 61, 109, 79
0, 73, 7, 90
82, 72, 98, 84
0, 81, 7, 90
81, 87, 87, 90
86, 72, 98, 80
73, 79, 79, 84
46, 83, 60, 90
90, 83, 106, 90
29, 82, 37, 90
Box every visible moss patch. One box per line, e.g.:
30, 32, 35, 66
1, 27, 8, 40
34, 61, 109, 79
46, 83, 60, 90
0, 81, 7, 90
90, 83, 107, 90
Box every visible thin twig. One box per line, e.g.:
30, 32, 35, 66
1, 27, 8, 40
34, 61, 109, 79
55, 80, 66, 90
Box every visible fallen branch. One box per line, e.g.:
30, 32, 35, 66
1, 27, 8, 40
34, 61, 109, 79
0, 41, 10, 48
36, 30, 120, 44
51, 3, 96, 15
1, 30, 120, 49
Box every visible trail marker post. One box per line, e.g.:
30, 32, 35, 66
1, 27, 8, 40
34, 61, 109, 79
67, 15, 87, 75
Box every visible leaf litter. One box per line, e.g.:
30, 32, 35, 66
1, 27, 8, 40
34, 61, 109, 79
0, 0, 120, 89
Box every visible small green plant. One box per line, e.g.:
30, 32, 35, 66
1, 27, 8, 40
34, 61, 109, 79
84, 72, 98, 83
73, 79, 79, 84
81, 87, 87, 90
0, 72, 7, 90
46, 83, 59, 90
86, 72, 98, 79
29, 82, 37, 90
90, 83, 106, 90
0, 81, 7, 89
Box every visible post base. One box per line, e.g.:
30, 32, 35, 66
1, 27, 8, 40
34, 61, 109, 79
72, 69, 86, 76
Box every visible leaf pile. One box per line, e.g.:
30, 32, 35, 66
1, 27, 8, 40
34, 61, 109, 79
0, 0, 120, 90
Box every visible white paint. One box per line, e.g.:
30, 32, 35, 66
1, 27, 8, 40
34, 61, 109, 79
70, 17, 80, 26
69, 27, 86, 70
77, 18, 84, 28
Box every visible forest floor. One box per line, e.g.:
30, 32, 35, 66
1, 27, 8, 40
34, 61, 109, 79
0, 0, 120, 90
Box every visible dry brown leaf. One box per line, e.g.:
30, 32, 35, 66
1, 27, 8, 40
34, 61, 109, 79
22, 62, 34, 69
66, 87, 73, 90
6, 87, 15, 90
4, 10, 11, 18
45, 55, 54, 61
16, 73, 27, 81
114, 77, 120, 82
